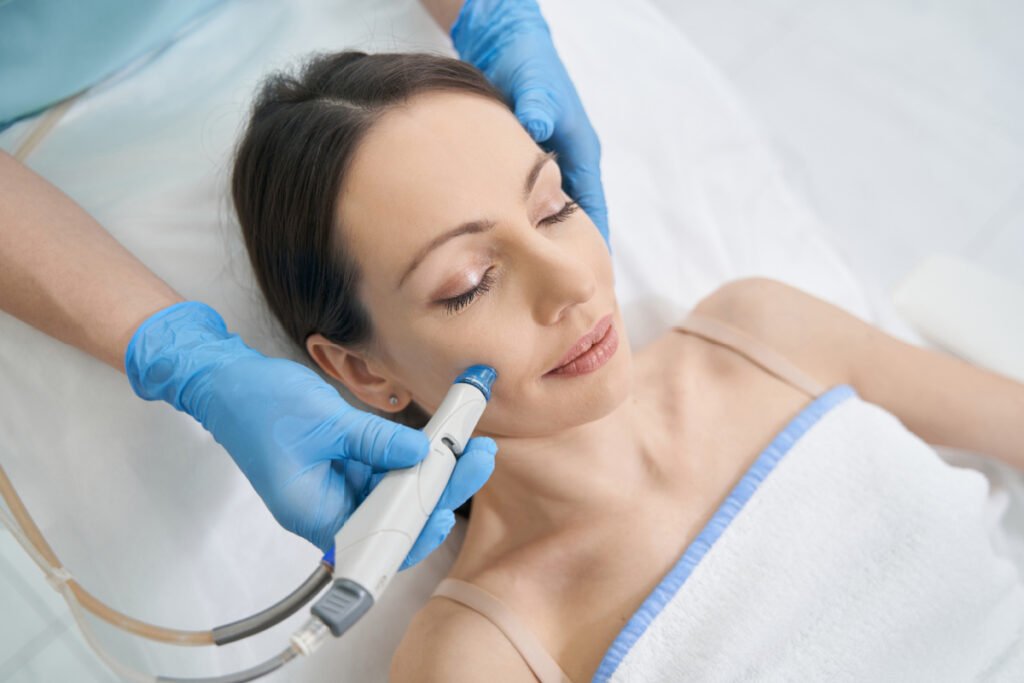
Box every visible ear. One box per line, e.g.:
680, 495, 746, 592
305, 333, 409, 413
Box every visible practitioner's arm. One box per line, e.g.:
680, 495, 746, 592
419, 0, 463, 31
0, 151, 183, 370
0, 150, 494, 561
705, 277, 1024, 470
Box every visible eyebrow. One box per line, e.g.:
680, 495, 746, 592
396, 150, 558, 289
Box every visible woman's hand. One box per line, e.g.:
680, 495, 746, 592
125, 301, 497, 565
451, 0, 610, 245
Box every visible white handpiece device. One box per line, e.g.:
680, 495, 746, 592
303, 365, 497, 639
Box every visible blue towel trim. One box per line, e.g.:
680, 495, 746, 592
592, 383, 856, 682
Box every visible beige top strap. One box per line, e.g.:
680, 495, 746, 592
674, 310, 827, 398
432, 578, 574, 683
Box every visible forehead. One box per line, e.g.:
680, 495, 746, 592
337, 90, 536, 273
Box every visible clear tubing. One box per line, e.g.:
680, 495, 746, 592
0, 501, 58, 576
1, 505, 303, 682
0, 462, 213, 644
0, 504, 153, 681
59, 580, 158, 683
155, 647, 299, 683
0, 462, 328, 647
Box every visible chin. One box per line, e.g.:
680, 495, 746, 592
564, 349, 634, 425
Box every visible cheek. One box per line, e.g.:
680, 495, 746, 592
478, 338, 633, 437
383, 224, 618, 428
378, 322, 522, 414
477, 229, 621, 432
476, 307, 633, 438
395, 342, 466, 411
384, 322, 546, 423
394, 311, 630, 437
586, 224, 615, 286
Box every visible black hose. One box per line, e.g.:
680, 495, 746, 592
212, 563, 332, 645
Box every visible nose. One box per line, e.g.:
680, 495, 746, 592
522, 235, 597, 325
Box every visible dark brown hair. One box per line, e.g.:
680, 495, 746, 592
232, 51, 507, 517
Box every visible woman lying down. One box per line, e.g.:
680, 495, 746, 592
231, 51, 1024, 682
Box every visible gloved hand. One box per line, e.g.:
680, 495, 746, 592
125, 301, 497, 568
452, 0, 610, 245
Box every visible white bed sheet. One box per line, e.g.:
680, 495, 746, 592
0, 0, 894, 679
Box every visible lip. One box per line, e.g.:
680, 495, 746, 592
544, 313, 617, 377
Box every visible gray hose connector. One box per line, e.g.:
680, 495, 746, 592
311, 579, 374, 637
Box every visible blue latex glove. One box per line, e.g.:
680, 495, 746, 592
451, 0, 610, 246
125, 301, 497, 567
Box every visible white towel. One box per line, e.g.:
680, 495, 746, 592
601, 389, 1024, 682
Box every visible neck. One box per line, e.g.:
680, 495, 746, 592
463, 381, 670, 567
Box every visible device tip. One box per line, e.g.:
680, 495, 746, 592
455, 365, 498, 400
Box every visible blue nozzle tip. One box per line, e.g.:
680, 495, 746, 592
455, 365, 498, 400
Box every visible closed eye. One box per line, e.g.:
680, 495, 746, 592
541, 200, 579, 225
441, 268, 497, 315
439, 200, 581, 315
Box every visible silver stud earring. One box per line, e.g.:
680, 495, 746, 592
389, 395, 399, 407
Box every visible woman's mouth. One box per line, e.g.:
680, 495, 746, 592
544, 313, 619, 378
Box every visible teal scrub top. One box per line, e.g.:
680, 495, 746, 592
0, 0, 224, 129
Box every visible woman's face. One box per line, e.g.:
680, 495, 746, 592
334, 90, 631, 438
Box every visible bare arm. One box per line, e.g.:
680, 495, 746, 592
419, 0, 465, 32
0, 151, 183, 371
707, 277, 1024, 470
845, 307, 1024, 468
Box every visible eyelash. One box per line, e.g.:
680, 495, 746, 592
440, 200, 580, 315
543, 199, 579, 226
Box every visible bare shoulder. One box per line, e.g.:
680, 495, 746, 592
689, 277, 875, 388
390, 595, 536, 682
